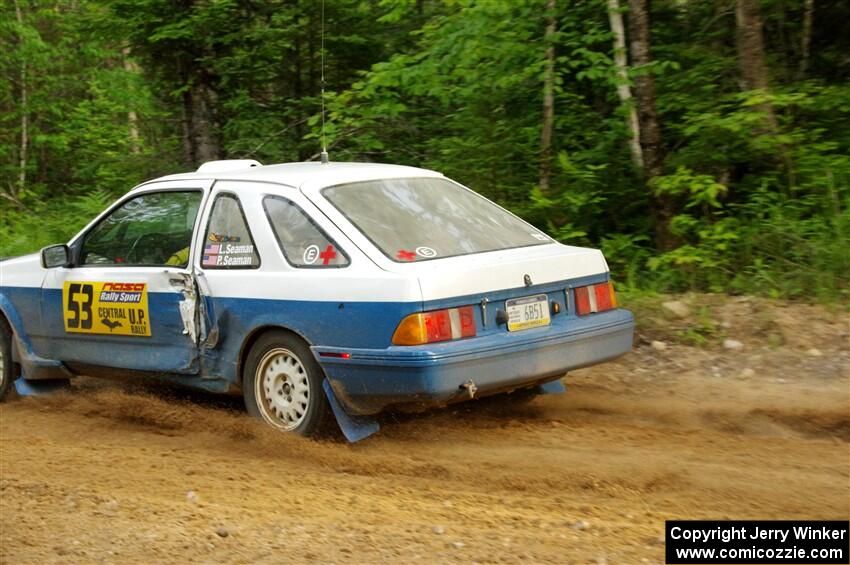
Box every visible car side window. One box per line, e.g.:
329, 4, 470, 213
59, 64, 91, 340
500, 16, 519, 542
263, 196, 350, 268
201, 193, 260, 269
80, 191, 202, 267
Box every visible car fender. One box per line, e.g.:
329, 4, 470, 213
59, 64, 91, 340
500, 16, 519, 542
0, 292, 33, 356
0, 291, 72, 380
233, 323, 315, 386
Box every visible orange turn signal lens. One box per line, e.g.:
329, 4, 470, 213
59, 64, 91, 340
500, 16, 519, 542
392, 313, 429, 345
392, 306, 477, 345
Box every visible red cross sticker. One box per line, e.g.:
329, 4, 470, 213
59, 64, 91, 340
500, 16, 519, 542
319, 245, 337, 265
396, 249, 416, 261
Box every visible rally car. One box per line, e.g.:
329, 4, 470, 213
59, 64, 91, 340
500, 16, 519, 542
0, 160, 634, 441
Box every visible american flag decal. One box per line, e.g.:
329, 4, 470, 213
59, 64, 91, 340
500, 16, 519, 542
202, 243, 221, 266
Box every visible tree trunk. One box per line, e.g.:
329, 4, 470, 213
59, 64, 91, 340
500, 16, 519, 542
13, 0, 28, 202
607, 0, 643, 169
189, 76, 221, 164
181, 91, 193, 167
735, 0, 777, 127
180, 82, 221, 166
627, 0, 663, 179
122, 47, 141, 155
539, 0, 556, 195
308, 6, 317, 109
627, 0, 674, 249
294, 13, 308, 160
799, 0, 814, 77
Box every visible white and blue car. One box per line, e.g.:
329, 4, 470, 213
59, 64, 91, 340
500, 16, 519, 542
0, 160, 634, 441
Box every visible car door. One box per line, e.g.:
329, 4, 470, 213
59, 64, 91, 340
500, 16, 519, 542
190, 187, 263, 378
39, 182, 210, 375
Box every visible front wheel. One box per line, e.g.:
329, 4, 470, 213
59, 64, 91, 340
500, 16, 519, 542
242, 331, 333, 437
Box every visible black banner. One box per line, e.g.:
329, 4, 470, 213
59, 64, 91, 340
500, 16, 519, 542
665, 520, 849, 564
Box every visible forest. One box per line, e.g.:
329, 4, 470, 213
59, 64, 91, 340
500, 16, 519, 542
1, 0, 848, 302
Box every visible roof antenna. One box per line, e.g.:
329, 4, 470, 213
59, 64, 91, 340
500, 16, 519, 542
319, 0, 329, 164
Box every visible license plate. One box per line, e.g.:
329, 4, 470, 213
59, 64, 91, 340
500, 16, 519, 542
506, 294, 550, 332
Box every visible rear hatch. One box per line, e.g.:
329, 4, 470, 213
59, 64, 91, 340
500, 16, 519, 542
384, 243, 610, 335
379, 242, 608, 302
301, 174, 612, 330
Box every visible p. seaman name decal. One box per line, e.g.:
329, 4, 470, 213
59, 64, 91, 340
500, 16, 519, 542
202, 243, 255, 267
62, 281, 151, 336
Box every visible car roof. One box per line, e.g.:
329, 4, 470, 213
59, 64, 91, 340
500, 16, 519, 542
137, 161, 444, 191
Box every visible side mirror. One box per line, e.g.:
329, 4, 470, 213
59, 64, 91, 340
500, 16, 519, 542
41, 244, 71, 269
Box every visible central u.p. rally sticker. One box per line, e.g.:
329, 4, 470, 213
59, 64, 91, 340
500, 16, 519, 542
62, 281, 151, 336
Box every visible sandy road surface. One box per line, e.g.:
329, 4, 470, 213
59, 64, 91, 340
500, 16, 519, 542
1, 302, 848, 564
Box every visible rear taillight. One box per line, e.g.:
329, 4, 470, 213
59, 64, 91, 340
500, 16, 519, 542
392, 306, 476, 345
574, 281, 618, 316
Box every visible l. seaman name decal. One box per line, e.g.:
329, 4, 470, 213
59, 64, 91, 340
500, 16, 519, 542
202, 243, 255, 267
62, 281, 151, 336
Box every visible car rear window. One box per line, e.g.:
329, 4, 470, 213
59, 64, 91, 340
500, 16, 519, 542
322, 178, 551, 262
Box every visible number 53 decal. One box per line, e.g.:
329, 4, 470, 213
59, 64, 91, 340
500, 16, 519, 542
62, 281, 151, 337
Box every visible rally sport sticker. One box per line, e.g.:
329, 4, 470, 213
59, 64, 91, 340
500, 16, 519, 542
62, 281, 151, 336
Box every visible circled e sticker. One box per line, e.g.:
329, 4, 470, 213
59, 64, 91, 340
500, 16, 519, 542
415, 246, 437, 258
303, 244, 320, 265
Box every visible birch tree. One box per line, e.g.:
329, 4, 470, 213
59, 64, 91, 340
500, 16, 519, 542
122, 47, 141, 155
607, 0, 643, 168
9, 0, 27, 207
540, 0, 557, 194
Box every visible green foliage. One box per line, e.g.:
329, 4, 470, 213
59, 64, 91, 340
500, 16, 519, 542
652, 167, 727, 210
0, 189, 113, 258
1, 0, 848, 303
523, 151, 608, 242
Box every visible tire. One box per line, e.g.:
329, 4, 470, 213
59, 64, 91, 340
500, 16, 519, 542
242, 330, 334, 437
0, 317, 14, 402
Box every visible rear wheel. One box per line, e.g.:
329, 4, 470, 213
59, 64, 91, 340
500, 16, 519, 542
242, 331, 333, 437
0, 318, 14, 402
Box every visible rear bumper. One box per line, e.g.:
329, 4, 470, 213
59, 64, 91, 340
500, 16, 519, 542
313, 308, 634, 415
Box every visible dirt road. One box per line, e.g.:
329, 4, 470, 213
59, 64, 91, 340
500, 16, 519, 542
1, 299, 848, 564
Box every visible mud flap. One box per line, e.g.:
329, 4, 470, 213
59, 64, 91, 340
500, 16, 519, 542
14, 377, 71, 396
322, 379, 380, 443
537, 380, 566, 394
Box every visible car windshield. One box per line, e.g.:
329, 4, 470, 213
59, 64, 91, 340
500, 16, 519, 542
322, 177, 551, 262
